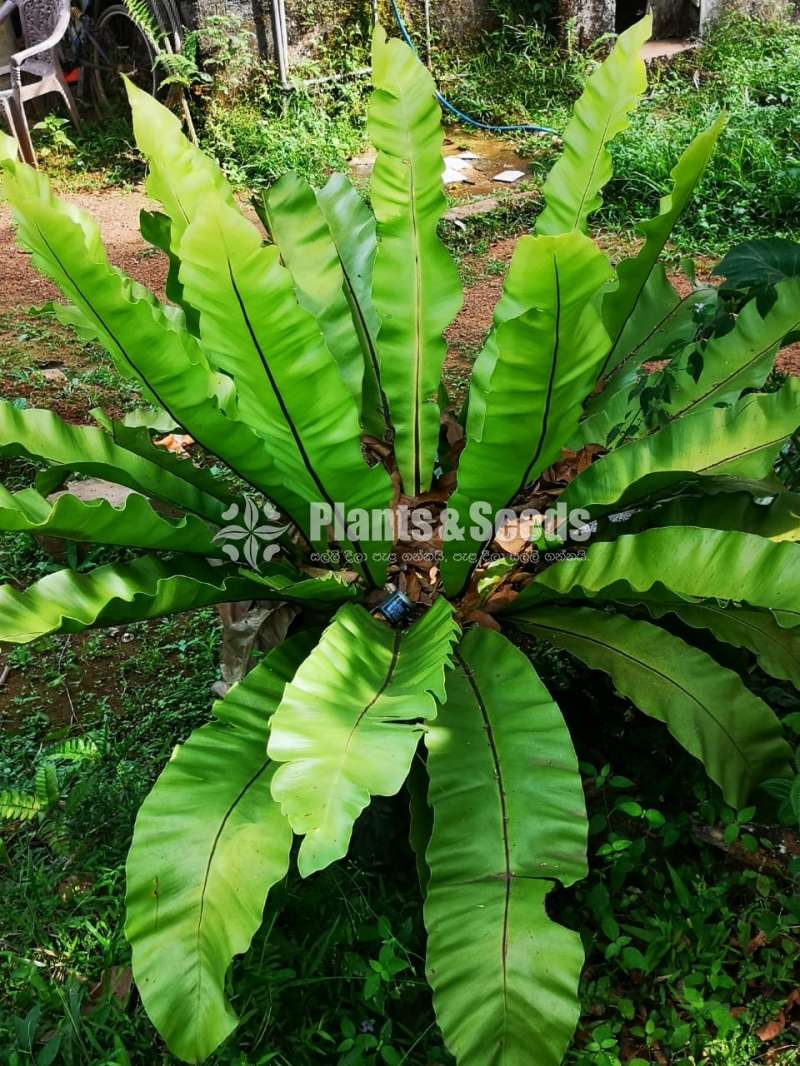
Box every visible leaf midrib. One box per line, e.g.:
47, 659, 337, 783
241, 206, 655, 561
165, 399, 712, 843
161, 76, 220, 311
454, 648, 512, 1055
525, 616, 753, 777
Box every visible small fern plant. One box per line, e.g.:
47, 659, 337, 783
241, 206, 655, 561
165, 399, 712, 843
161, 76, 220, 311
1, 16, 799, 1065
0, 738, 100, 854
123, 0, 209, 96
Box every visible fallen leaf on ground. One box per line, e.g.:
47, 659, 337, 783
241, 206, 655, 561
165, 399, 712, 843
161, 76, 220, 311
154, 433, 194, 455
757, 1014, 786, 1041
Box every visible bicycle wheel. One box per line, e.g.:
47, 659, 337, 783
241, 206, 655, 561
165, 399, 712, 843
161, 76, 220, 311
90, 4, 158, 110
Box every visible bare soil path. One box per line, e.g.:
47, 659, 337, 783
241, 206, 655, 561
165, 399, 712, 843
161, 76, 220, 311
2, 185, 798, 377
0, 187, 167, 311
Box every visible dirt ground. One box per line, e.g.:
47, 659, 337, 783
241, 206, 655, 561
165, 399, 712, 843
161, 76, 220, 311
0, 188, 167, 310
2, 186, 799, 376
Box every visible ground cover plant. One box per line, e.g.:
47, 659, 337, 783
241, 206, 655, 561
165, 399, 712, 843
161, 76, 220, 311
1, 14, 800, 1066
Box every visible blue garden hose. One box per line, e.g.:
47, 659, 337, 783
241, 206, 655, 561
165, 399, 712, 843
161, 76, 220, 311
388, 0, 555, 135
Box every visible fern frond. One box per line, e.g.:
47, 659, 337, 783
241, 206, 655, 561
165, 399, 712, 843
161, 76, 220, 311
34, 762, 60, 809
48, 737, 100, 762
123, 0, 163, 45
0, 790, 41, 820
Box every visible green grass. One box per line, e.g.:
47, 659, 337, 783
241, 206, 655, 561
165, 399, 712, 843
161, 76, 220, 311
437, 10, 800, 252
36, 8, 800, 254
1, 577, 799, 1063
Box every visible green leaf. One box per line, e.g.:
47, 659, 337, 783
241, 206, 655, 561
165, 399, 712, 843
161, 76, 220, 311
120, 404, 179, 433
665, 277, 800, 419
103, 419, 235, 505
424, 627, 586, 1066
599, 117, 726, 375
125, 77, 235, 254
440, 232, 611, 596
715, 237, 800, 292
535, 16, 651, 236
0, 162, 306, 530
0, 131, 16, 162
406, 751, 432, 893
0, 790, 41, 820
0, 402, 226, 524
34, 762, 59, 808
368, 26, 462, 493
259, 174, 366, 413
178, 198, 394, 584
139, 208, 201, 335
0, 557, 280, 644
642, 601, 800, 688
614, 490, 800, 543
511, 527, 800, 628
563, 381, 800, 517
576, 274, 714, 447
315, 173, 390, 438
0, 484, 221, 556
268, 599, 459, 877
514, 606, 792, 805
126, 633, 315, 1063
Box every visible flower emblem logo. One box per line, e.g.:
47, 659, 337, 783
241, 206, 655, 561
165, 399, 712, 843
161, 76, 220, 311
213, 496, 290, 569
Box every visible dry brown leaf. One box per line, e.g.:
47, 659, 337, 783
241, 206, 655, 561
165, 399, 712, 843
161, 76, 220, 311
494, 513, 540, 556
154, 433, 194, 455
757, 1013, 786, 1042
484, 585, 519, 614
747, 930, 768, 954
463, 610, 501, 631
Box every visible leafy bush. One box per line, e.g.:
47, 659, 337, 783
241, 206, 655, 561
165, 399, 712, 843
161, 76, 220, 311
1, 15, 800, 1066
200, 21, 372, 187
440, 8, 800, 250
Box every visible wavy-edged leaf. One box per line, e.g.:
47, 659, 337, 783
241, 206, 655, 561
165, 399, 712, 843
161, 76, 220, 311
125, 77, 235, 253
126, 632, 315, 1063
665, 277, 800, 419
599, 117, 726, 375
514, 606, 792, 804
715, 237, 800, 292
268, 599, 459, 877
644, 601, 800, 687
368, 26, 462, 494
0, 557, 290, 644
315, 173, 389, 438
178, 199, 393, 584
564, 381, 800, 517
103, 420, 234, 503
0, 484, 221, 555
0, 402, 226, 524
535, 16, 651, 236
510, 527, 800, 628
259, 174, 365, 412
0, 161, 308, 532
425, 627, 586, 1066
441, 233, 611, 596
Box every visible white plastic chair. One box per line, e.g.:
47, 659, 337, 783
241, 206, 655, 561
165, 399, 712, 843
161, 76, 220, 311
0, 0, 80, 166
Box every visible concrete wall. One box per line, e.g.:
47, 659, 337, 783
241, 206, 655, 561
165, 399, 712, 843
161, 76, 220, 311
186, 0, 496, 62
559, 0, 791, 43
